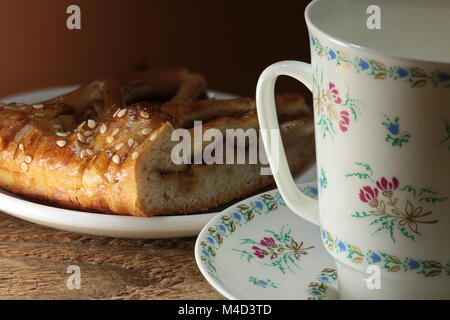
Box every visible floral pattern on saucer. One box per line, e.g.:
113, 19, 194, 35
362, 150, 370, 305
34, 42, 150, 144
232, 225, 315, 274
198, 192, 285, 279
307, 268, 337, 300
248, 276, 279, 289
195, 182, 339, 300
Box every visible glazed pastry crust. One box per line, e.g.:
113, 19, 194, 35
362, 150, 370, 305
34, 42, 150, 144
0, 68, 314, 216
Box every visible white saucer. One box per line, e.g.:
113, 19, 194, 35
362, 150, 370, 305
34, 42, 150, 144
0, 86, 316, 239
195, 182, 339, 300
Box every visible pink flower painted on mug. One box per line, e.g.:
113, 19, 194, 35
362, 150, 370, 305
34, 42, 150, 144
252, 246, 265, 259
329, 82, 342, 104
313, 68, 360, 140
376, 177, 399, 197
339, 110, 350, 132
260, 237, 275, 247
346, 163, 445, 243
359, 186, 379, 207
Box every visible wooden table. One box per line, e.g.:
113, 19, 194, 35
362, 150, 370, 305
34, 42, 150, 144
0, 211, 222, 299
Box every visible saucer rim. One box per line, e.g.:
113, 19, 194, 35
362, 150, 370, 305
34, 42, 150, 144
194, 181, 338, 300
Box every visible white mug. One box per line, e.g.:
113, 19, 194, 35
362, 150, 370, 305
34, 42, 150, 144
256, 0, 450, 299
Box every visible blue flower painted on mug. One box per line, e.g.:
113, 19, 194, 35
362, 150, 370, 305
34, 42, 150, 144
328, 49, 336, 60
302, 185, 318, 199
311, 36, 316, 46
396, 67, 409, 78
382, 116, 410, 147
369, 252, 382, 264
358, 59, 370, 71
337, 240, 347, 252
207, 236, 215, 245
232, 212, 241, 222
387, 121, 399, 135
408, 259, 420, 270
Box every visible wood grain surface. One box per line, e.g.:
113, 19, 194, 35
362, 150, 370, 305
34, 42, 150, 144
0, 211, 222, 300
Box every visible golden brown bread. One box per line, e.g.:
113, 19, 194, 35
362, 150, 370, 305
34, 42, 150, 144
0, 68, 314, 216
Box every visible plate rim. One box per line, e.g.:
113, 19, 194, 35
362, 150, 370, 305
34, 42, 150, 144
0, 86, 316, 239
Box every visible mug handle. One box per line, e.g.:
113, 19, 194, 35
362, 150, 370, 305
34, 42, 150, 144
256, 60, 319, 225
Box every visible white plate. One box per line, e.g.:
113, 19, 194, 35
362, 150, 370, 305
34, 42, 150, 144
195, 182, 339, 300
0, 87, 316, 239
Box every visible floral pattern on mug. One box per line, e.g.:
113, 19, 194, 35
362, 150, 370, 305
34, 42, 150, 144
346, 162, 448, 242
302, 185, 318, 199
319, 168, 327, 195
382, 116, 410, 147
339, 110, 350, 132
311, 34, 450, 89
322, 228, 450, 278
313, 67, 361, 140
232, 225, 315, 274
307, 268, 337, 300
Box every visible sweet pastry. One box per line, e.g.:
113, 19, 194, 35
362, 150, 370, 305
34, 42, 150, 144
0, 68, 314, 216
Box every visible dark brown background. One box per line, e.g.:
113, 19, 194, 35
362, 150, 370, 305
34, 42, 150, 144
0, 0, 312, 100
